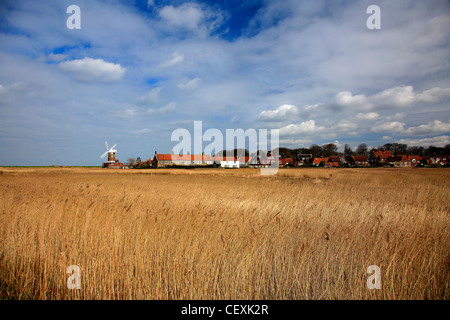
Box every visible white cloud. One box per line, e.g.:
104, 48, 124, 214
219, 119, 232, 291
158, 52, 184, 68
279, 138, 312, 147
47, 53, 67, 62
58, 58, 125, 82
279, 120, 324, 136
403, 120, 450, 136
372, 85, 450, 108
335, 91, 370, 109
371, 121, 406, 133
109, 101, 176, 119
0, 82, 26, 104
396, 135, 450, 147
355, 112, 379, 120
158, 3, 223, 37
145, 102, 176, 115
135, 87, 161, 105
159, 3, 204, 30
178, 77, 201, 90
336, 119, 358, 131
304, 103, 323, 110
413, 15, 450, 48
334, 86, 450, 111
258, 104, 300, 121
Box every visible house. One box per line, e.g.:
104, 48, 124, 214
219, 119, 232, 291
408, 155, 423, 167
432, 155, 448, 165
345, 155, 369, 167
370, 150, 393, 165
386, 155, 412, 167
152, 152, 174, 168
312, 157, 328, 166
237, 156, 250, 167
248, 151, 280, 168
152, 151, 215, 167
214, 156, 240, 168
280, 157, 293, 167
327, 156, 345, 166
296, 154, 312, 166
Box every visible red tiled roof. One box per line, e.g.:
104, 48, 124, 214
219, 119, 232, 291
373, 150, 393, 159
154, 154, 172, 161
313, 157, 327, 164
155, 154, 215, 161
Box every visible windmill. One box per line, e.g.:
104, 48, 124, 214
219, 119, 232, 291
101, 141, 117, 164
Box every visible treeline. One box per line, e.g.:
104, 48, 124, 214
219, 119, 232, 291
285, 143, 450, 158
280, 143, 450, 157
217, 143, 450, 159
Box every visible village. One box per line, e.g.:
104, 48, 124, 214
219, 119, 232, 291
102, 146, 449, 169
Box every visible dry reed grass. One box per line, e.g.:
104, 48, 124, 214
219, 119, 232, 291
0, 167, 448, 299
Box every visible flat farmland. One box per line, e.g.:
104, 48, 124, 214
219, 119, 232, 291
0, 167, 448, 299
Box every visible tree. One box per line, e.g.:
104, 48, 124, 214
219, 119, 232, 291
356, 143, 368, 156
126, 158, 136, 166
322, 143, 338, 157
309, 144, 323, 158
344, 144, 354, 156
406, 146, 424, 156
383, 143, 407, 155
445, 144, 450, 155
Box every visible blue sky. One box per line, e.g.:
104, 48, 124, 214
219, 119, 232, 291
0, 0, 449, 165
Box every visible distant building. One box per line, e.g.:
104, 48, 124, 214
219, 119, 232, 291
370, 150, 393, 166
152, 151, 215, 167
345, 155, 369, 167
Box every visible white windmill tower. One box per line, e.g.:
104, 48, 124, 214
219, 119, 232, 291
101, 141, 118, 165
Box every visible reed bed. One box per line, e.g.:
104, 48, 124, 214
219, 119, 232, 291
0, 167, 448, 299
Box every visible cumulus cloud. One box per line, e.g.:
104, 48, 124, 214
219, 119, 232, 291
58, 58, 125, 82
370, 119, 450, 137
258, 104, 300, 121
279, 120, 324, 136
334, 91, 370, 109
334, 86, 450, 110
396, 135, 450, 147
158, 3, 224, 37
1, 0, 450, 165
371, 121, 406, 133
403, 120, 450, 136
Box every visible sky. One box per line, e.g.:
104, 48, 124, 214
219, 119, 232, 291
0, 0, 449, 165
